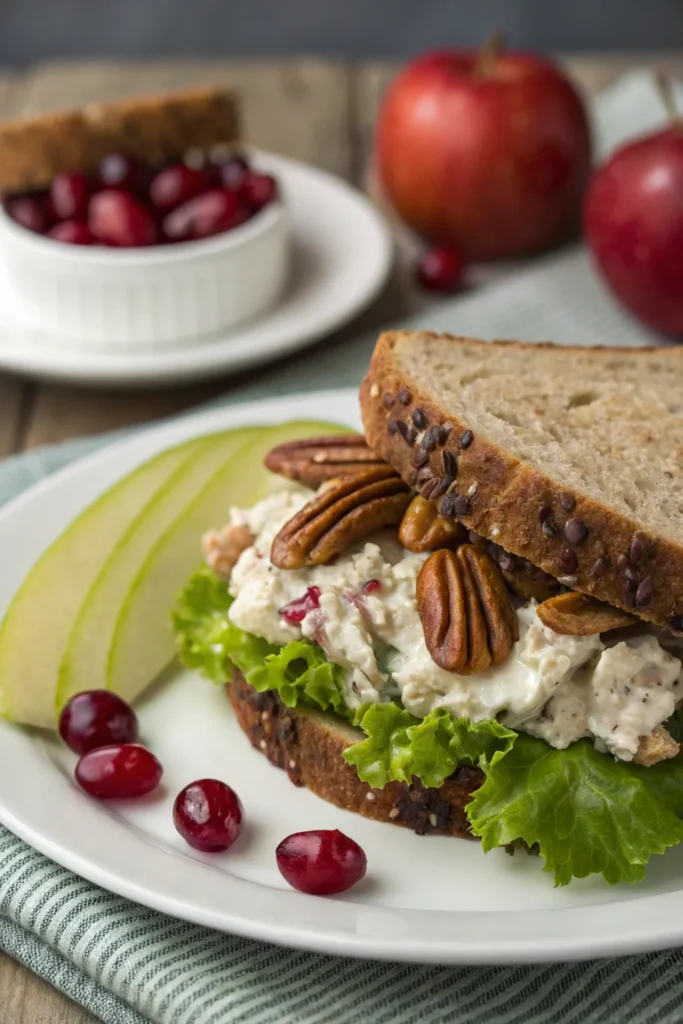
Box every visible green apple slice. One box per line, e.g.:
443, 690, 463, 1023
56, 427, 267, 710
106, 420, 347, 705
0, 434, 213, 729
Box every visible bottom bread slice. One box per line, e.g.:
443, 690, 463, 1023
227, 673, 484, 839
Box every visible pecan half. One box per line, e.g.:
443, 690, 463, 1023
417, 545, 518, 675
270, 465, 411, 569
398, 495, 467, 553
537, 591, 637, 635
265, 434, 384, 489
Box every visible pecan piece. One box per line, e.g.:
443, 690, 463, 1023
398, 495, 467, 553
202, 523, 254, 578
417, 545, 518, 675
270, 465, 411, 569
537, 591, 637, 635
633, 726, 680, 766
265, 434, 384, 489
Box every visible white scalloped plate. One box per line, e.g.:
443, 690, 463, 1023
0, 153, 392, 387
1, 389, 682, 965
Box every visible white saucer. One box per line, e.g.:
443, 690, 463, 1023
0, 152, 392, 388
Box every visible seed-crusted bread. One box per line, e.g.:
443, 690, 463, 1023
0, 85, 240, 194
228, 674, 483, 839
360, 331, 683, 633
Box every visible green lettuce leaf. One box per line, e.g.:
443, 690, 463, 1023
467, 733, 683, 886
172, 565, 244, 683
344, 704, 516, 789
173, 567, 348, 715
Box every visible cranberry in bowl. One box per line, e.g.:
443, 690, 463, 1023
0, 153, 289, 350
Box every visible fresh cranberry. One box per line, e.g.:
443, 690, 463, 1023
149, 164, 209, 212
75, 744, 162, 799
416, 245, 465, 293
50, 172, 91, 221
89, 189, 158, 247
48, 220, 92, 245
218, 155, 250, 190
173, 779, 243, 852
362, 578, 381, 595
98, 153, 144, 190
280, 586, 321, 626
6, 195, 49, 233
240, 173, 278, 213
59, 690, 137, 753
276, 829, 367, 895
163, 188, 246, 242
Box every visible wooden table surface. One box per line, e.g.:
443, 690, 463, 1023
0, 50, 682, 1024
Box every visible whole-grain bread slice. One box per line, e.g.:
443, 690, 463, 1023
228, 674, 483, 839
360, 330, 683, 633
0, 85, 240, 194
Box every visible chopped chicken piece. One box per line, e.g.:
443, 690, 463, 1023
202, 523, 254, 578
633, 725, 680, 767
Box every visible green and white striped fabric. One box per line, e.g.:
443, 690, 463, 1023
4, 820, 683, 1024
2, 116, 683, 1017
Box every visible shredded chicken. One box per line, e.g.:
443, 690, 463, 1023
633, 725, 680, 767
202, 523, 254, 578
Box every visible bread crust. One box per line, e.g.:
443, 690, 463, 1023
361, 330, 683, 634
0, 85, 240, 193
228, 674, 483, 839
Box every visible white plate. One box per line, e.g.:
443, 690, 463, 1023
1, 389, 683, 965
0, 153, 392, 387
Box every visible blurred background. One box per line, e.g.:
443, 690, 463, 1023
1, 0, 682, 63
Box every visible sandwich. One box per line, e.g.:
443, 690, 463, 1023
173, 331, 683, 886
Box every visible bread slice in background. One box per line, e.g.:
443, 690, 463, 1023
361, 331, 683, 633
228, 674, 483, 838
0, 85, 240, 193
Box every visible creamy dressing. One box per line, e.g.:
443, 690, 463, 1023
220, 487, 683, 762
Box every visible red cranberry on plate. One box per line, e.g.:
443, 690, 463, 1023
47, 220, 92, 245
50, 172, 92, 221
98, 153, 145, 191
89, 189, 158, 247
149, 163, 210, 212
59, 689, 138, 753
416, 245, 465, 293
218, 155, 250, 190
173, 778, 244, 852
6, 194, 49, 234
163, 188, 246, 242
75, 744, 162, 799
241, 173, 278, 212
279, 586, 321, 626
276, 829, 367, 895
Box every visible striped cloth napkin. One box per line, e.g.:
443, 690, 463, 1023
1, 70, 682, 1024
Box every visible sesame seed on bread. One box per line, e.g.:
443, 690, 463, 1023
360, 330, 683, 634
0, 85, 240, 194
228, 674, 483, 839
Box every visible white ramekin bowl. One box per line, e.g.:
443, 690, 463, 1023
0, 199, 289, 350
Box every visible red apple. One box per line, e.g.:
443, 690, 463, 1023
583, 126, 683, 338
375, 40, 591, 260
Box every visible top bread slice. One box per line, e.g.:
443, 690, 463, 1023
360, 330, 683, 633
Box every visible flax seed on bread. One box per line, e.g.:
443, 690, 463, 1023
228, 674, 483, 838
0, 85, 240, 193
361, 330, 683, 633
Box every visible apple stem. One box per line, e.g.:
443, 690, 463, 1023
474, 31, 505, 77
653, 72, 683, 129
